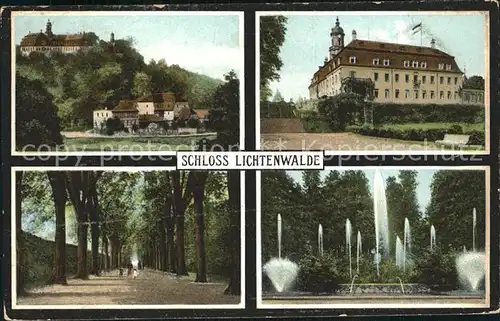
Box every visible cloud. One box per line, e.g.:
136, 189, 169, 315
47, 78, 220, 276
269, 71, 313, 101
370, 20, 414, 45
139, 39, 242, 80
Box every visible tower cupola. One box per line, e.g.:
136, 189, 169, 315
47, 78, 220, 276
329, 17, 345, 59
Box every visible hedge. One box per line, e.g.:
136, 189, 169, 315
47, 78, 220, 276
347, 125, 485, 146
372, 103, 484, 124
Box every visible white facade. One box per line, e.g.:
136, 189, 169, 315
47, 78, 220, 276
93, 109, 113, 129
136, 102, 155, 115
20, 45, 91, 56
163, 111, 175, 121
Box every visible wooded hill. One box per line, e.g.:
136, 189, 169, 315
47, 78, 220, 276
16, 36, 223, 130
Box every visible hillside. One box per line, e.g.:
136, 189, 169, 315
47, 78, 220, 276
15, 38, 224, 130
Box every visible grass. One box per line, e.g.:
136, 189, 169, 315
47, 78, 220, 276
378, 123, 484, 132
56, 135, 217, 152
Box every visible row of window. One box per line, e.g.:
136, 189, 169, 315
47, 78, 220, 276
374, 88, 459, 100
95, 112, 111, 118
348, 56, 452, 70
369, 71, 459, 85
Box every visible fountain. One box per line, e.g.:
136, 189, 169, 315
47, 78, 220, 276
430, 225, 436, 251
463, 245, 467, 253
403, 218, 412, 272
472, 208, 477, 252
318, 224, 324, 257
263, 214, 299, 293
345, 219, 353, 279
356, 231, 362, 273
456, 251, 485, 291
373, 170, 390, 276
395, 236, 403, 269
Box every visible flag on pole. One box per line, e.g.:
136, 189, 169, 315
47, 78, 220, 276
411, 22, 422, 35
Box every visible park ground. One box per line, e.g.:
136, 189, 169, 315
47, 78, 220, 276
262, 296, 485, 305
260, 132, 443, 151
21, 132, 218, 152
16, 269, 239, 306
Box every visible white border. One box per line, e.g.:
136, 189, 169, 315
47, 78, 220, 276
11, 167, 245, 310
255, 11, 491, 155
256, 166, 490, 309
11, 11, 245, 156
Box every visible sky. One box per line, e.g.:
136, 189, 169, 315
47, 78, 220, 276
13, 13, 242, 80
286, 168, 437, 213
265, 12, 488, 101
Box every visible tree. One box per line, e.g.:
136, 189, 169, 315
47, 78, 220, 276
260, 16, 288, 102
426, 170, 485, 251
16, 171, 25, 295
317, 93, 364, 131
206, 70, 240, 149
47, 172, 68, 285
15, 74, 63, 150
272, 90, 284, 102
462, 75, 484, 90
193, 171, 209, 282
341, 77, 375, 124
224, 170, 241, 295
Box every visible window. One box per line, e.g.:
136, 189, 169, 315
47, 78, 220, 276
383, 59, 390, 66
413, 74, 418, 83
422, 76, 426, 84
405, 74, 410, 83
405, 89, 410, 98
415, 90, 419, 99
454, 77, 458, 85
438, 63, 444, 70
447, 77, 451, 84
337, 58, 341, 65
374, 72, 379, 81
446, 64, 452, 71
412, 61, 419, 68
334, 75, 337, 83
404, 60, 410, 67
385, 89, 390, 98
420, 61, 427, 68
350, 71, 356, 78
440, 76, 444, 84
97, 112, 100, 117
454, 92, 458, 100
395, 73, 400, 82
422, 90, 427, 99
447, 91, 451, 99
440, 91, 444, 99
349, 56, 357, 64
373, 58, 380, 65
385, 73, 389, 82
431, 91, 435, 99
431, 76, 435, 84
374, 89, 379, 98
395, 89, 400, 99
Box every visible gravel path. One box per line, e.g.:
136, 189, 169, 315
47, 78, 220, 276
260, 133, 442, 151
17, 269, 239, 306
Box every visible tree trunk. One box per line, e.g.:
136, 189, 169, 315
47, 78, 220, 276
171, 171, 189, 276
164, 172, 176, 273
160, 219, 167, 271
225, 170, 241, 295
103, 235, 109, 271
89, 185, 101, 276
194, 172, 208, 283
16, 171, 25, 296
47, 172, 68, 285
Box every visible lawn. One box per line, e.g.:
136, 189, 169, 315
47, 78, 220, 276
378, 123, 484, 132
61, 135, 218, 152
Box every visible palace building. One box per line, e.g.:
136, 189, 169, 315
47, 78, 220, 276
308, 17, 467, 105
19, 19, 97, 56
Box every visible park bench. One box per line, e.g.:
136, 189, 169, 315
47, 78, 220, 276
435, 134, 470, 148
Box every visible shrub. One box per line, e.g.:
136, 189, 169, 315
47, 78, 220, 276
187, 117, 201, 129
104, 116, 124, 136
347, 125, 485, 146
372, 103, 483, 124
410, 247, 458, 291
298, 251, 342, 294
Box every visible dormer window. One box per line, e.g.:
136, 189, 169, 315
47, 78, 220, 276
337, 58, 341, 65
383, 59, 390, 66
420, 62, 427, 68
445, 64, 452, 71
438, 63, 444, 70
373, 58, 380, 65
404, 60, 410, 68
412, 61, 419, 68
349, 56, 357, 64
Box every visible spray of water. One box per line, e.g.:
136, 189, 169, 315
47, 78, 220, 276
356, 231, 362, 273
395, 236, 403, 269
345, 219, 352, 279
456, 251, 485, 291
472, 208, 477, 252
263, 258, 299, 293
430, 225, 436, 251
318, 224, 324, 257
403, 218, 412, 272
277, 214, 282, 259
373, 170, 390, 276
